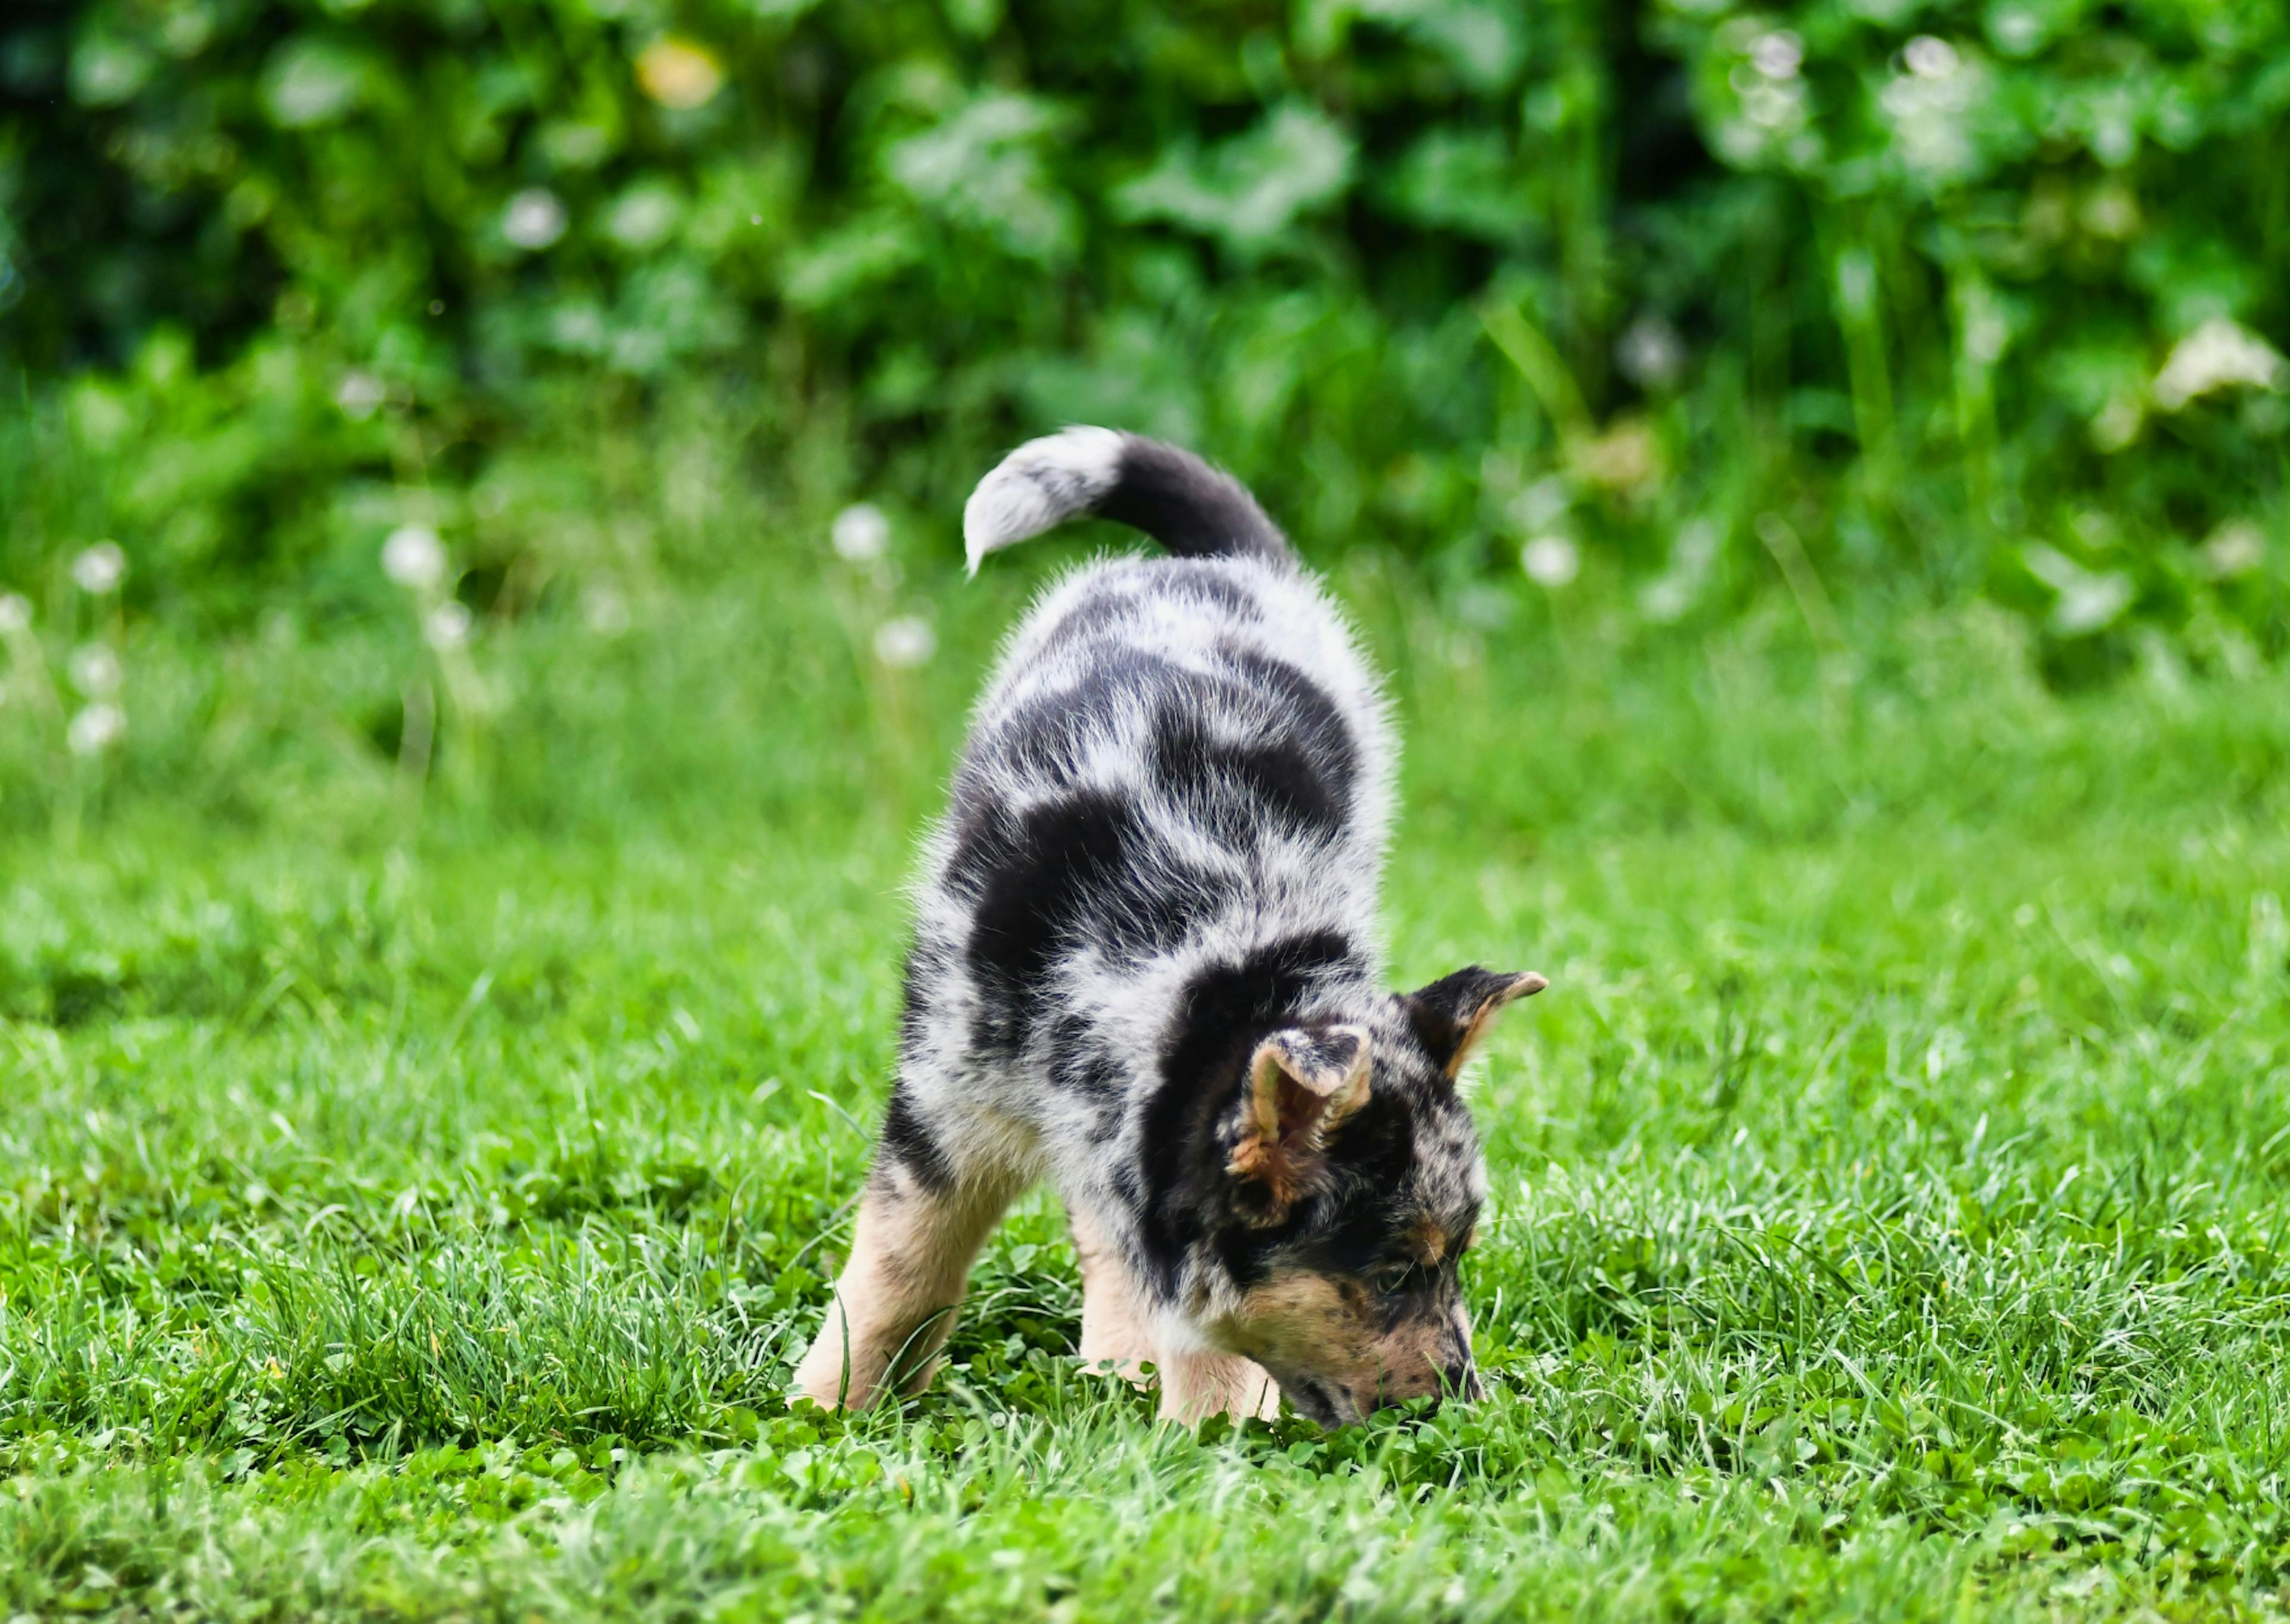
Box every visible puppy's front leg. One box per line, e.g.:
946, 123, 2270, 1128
794, 1166, 1016, 1410
1157, 1349, 1282, 1425
1069, 1208, 1276, 1422
1069, 1207, 1156, 1382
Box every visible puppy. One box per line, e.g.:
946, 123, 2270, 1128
793, 429, 1545, 1426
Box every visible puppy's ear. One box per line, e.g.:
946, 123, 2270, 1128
1227, 1025, 1371, 1223
1404, 967, 1548, 1079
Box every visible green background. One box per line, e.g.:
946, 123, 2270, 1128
6, 0, 2290, 667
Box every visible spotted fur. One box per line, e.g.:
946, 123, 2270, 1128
793, 430, 1546, 1427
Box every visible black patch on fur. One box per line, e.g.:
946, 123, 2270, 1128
1218, 646, 1358, 795
877, 1086, 954, 1192
1149, 705, 1344, 839
1175, 566, 1262, 619
962, 791, 1135, 1034
1137, 931, 1365, 1285
957, 790, 1221, 1056
1097, 439, 1291, 563
988, 652, 1177, 785
1036, 581, 1137, 643
942, 785, 1008, 882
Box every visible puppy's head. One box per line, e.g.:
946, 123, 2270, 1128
1186, 966, 1545, 1427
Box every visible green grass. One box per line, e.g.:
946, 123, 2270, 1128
5, 542, 2290, 1619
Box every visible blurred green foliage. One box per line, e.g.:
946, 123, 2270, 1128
4, 0, 2289, 672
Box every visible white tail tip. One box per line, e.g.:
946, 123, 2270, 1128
962, 427, 1127, 576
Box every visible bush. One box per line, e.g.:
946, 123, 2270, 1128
3, 0, 2288, 666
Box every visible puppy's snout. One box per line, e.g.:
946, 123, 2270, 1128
1441, 1356, 1484, 1405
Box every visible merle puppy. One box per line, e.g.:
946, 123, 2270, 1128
793, 429, 1545, 1426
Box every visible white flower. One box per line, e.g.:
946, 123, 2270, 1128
334, 369, 386, 421
874, 615, 937, 668
1904, 36, 1960, 78
1640, 517, 1722, 624
425, 602, 474, 649
2153, 319, 2287, 411
1521, 535, 1580, 589
1750, 31, 1803, 79
832, 503, 890, 563
68, 645, 122, 697
2053, 574, 2134, 636
382, 525, 448, 590
0, 593, 29, 634
72, 542, 126, 594
502, 188, 568, 250
1880, 57, 1982, 183
606, 185, 682, 251
582, 584, 632, 636
67, 703, 126, 755
2201, 520, 2267, 579
1616, 315, 1686, 390
2022, 545, 2133, 636
635, 38, 725, 111
1988, 6, 2046, 55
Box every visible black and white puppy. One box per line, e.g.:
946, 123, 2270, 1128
793, 429, 1545, 1427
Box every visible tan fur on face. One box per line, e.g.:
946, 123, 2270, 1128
1221, 1269, 1464, 1415
1407, 1216, 1449, 1265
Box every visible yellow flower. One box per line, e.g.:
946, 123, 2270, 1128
637, 38, 723, 111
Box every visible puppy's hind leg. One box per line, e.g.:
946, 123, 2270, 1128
793, 1093, 1024, 1411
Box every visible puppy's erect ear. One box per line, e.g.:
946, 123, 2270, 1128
1227, 1025, 1372, 1223
1405, 966, 1548, 1079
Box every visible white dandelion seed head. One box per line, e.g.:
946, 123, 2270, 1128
1521, 535, 1581, 589
72, 542, 126, 595
1639, 576, 1695, 623
2201, 520, 2267, 579
1904, 36, 1960, 78
1879, 52, 1981, 184
873, 615, 936, 668
503, 188, 568, 250
1751, 31, 1803, 79
1616, 314, 1687, 390
425, 602, 474, 649
832, 503, 891, 563
334, 369, 386, 421
582, 583, 632, 636
0, 593, 29, 634
68, 645, 123, 698
68, 702, 126, 756
382, 525, 448, 591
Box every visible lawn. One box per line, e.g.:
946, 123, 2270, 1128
4, 547, 2289, 1620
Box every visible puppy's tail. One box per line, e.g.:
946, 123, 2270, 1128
962, 427, 1292, 577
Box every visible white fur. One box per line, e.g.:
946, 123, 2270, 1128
961, 426, 1127, 576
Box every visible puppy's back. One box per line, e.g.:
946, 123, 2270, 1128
904, 434, 1392, 1102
